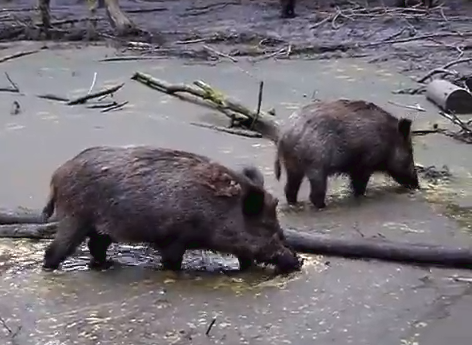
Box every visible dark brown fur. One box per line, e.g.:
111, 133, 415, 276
274, 99, 420, 208
42, 146, 302, 274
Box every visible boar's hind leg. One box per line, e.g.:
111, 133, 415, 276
349, 170, 372, 197
43, 217, 88, 271
306, 169, 328, 209
87, 230, 113, 270
284, 168, 304, 205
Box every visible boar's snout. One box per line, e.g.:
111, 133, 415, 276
273, 248, 304, 274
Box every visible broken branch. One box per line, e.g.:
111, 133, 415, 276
418, 57, 472, 83
67, 83, 125, 105
190, 122, 262, 138
0, 49, 39, 64
131, 72, 280, 141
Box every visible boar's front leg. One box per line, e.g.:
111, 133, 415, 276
237, 255, 254, 271
87, 229, 114, 270
160, 243, 186, 271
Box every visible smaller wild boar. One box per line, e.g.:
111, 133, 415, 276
41, 146, 302, 274
274, 99, 420, 208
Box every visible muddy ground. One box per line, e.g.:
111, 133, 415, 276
0, 0, 472, 84
0, 43, 470, 345
0, 1, 471, 345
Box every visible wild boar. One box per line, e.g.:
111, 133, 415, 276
274, 99, 420, 208
41, 146, 303, 274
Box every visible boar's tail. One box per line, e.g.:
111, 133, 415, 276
41, 182, 56, 222
274, 153, 282, 181
283, 228, 472, 270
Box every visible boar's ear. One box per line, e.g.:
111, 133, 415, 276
241, 186, 266, 217
398, 118, 412, 139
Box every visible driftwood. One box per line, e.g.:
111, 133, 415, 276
131, 72, 280, 141
426, 79, 472, 114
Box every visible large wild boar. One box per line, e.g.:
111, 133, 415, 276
274, 99, 420, 208
41, 146, 303, 274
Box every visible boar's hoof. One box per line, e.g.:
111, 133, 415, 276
88, 259, 115, 271
311, 200, 326, 209
42, 265, 58, 272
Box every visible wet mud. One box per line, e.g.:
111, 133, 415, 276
0, 47, 471, 344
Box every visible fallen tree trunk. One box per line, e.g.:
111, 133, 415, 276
0, 207, 58, 224
283, 229, 472, 269
1, 213, 471, 270
0, 222, 57, 239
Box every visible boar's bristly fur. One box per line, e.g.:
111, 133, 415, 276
41, 146, 302, 274
274, 99, 420, 208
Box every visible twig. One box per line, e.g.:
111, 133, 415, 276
310, 15, 331, 29
67, 83, 125, 105
0, 316, 22, 339
101, 101, 129, 113
250, 46, 288, 63
438, 111, 472, 134
412, 128, 441, 135
175, 38, 207, 45
418, 58, 472, 83
205, 317, 217, 336
87, 72, 98, 95
0, 49, 39, 64
99, 56, 166, 62
87, 102, 118, 109
388, 101, 426, 112
250, 81, 264, 130
37, 94, 70, 102
126, 7, 167, 13
4, 72, 19, 92
203, 45, 238, 62
364, 32, 472, 48
191, 122, 262, 138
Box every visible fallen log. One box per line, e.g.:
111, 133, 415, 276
426, 79, 472, 114
283, 229, 472, 269
0, 222, 56, 239
1, 212, 472, 270
131, 72, 280, 142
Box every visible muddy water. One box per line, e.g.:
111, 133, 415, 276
0, 45, 472, 344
